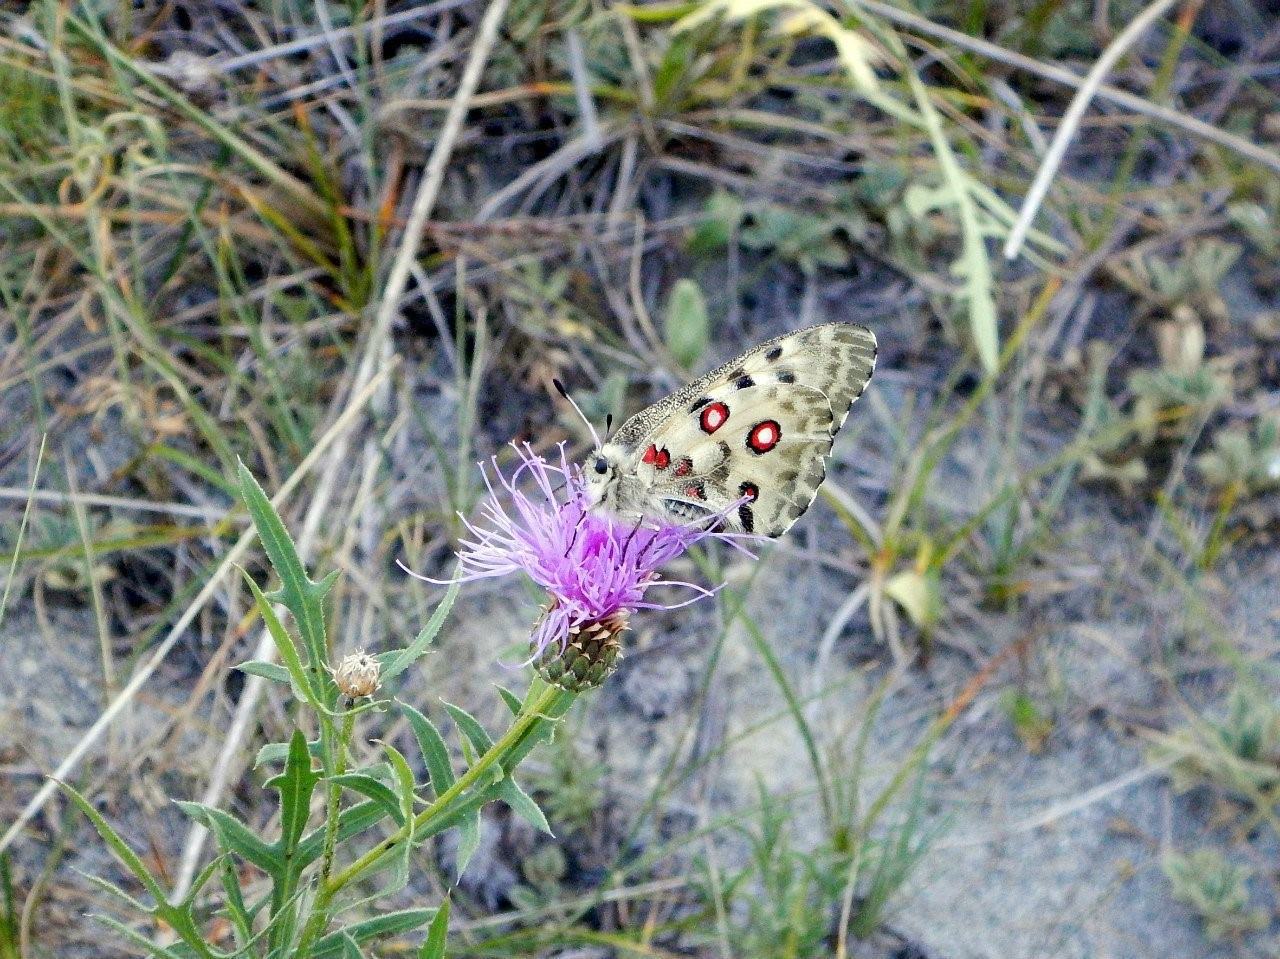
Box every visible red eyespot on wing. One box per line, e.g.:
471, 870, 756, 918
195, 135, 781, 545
747, 420, 782, 454
673, 457, 693, 477
684, 482, 705, 500
642, 444, 658, 465
739, 481, 759, 502
699, 401, 729, 434
655, 448, 671, 469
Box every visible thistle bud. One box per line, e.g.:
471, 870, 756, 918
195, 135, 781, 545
532, 610, 627, 692
332, 651, 381, 699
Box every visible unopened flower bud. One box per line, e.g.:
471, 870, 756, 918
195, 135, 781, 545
332, 651, 381, 698
532, 608, 627, 692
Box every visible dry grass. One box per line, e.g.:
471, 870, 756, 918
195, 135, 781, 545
0, 0, 1278, 956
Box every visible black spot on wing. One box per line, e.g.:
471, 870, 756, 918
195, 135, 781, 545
690, 396, 712, 413
765, 346, 782, 361
776, 371, 795, 384
735, 374, 754, 389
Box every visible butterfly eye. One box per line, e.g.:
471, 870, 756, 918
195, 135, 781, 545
593, 456, 609, 475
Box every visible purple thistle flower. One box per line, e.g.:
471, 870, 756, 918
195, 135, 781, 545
418, 443, 748, 662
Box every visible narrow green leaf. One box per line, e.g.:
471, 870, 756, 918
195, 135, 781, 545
455, 811, 480, 880
401, 703, 455, 797
235, 660, 291, 684
443, 700, 548, 833
379, 579, 459, 683
77, 869, 151, 914
501, 689, 577, 770
330, 773, 404, 827
182, 853, 223, 907
665, 278, 710, 369
382, 742, 418, 825
417, 787, 497, 844
241, 569, 320, 704
266, 730, 320, 857
495, 684, 522, 717
904, 68, 997, 373
236, 460, 332, 692
442, 701, 493, 753
382, 742, 417, 894
90, 914, 186, 959
175, 801, 279, 876
254, 737, 324, 769
61, 784, 168, 905
220, 857, 254, 946
313, 908, 437, 958
419, 898, 449, 959
500, 777, 551, 836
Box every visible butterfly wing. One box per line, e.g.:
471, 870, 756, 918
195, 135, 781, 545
609, 323, 877, 536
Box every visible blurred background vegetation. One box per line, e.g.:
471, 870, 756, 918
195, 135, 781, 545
0, 0, 1278, 956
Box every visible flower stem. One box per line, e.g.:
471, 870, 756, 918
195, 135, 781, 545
320, 709, 355, 884
294, 684, 569, 957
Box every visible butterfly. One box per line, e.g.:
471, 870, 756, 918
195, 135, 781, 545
577, 323, 876, 537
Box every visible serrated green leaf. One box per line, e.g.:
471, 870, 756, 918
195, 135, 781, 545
442, 701, 494, 753
418, 784, 500, 845
330, 773, 404, 826
313, 908, 438, 958
61, 784, 168, 905
379, 579, 459, 683
500, 777, 551, 835
182, 853, 223, 906
665, 278, 709, 369
90, 914, 186, 959
235, 660, 292, 684
501, 689, 577, 769
382, 741, 417, 894
236, 460, 334, 700
441, 702, 549, 833
266, 730, 320, 857
220, 857, 253, 946
382, 742, 418, 823
455, 811, 480, 880
401, 703, 455, 797
495, 685, 522, 717
419, 898, 449, 959
175, 801, 279, 876
254, 737, 323, 769
77, 869, 151, 914
242, 568, 320, 704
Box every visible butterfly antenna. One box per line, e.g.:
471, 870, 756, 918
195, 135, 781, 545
605, 413, 614, 441
552, 378, 603, 448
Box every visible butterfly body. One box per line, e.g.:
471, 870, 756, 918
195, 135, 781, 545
584, 323, 877, 537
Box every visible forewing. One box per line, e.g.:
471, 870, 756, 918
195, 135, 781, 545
614, 323, 877, 536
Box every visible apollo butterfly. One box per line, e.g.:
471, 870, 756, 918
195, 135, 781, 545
574, 323, 877, 537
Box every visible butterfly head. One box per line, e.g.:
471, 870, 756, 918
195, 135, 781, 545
584, 444, 624, 511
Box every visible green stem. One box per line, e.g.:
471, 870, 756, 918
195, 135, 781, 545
294, 684, 568, 957
320, 711, 356, 884
338, 683, 562, 889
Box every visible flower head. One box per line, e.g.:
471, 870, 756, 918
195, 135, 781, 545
428, 443, 746, 671
332, 650, 381, 698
